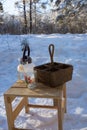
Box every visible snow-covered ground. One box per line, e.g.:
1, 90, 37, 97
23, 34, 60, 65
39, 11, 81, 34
0, 33, 87, 130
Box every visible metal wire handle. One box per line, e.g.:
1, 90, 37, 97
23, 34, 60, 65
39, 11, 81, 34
49, 44, 54, 64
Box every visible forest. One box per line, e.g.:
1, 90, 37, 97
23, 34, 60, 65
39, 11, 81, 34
0, 0, 87, 34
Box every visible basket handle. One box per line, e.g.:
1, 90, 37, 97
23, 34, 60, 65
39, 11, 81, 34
49, 44, 54, 64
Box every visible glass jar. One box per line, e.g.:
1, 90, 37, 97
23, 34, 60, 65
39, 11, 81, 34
17, 62, 36, 89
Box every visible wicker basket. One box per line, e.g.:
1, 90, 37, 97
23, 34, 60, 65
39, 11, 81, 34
34, 44, 73, 87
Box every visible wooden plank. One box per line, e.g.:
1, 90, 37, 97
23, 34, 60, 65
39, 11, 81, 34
62, 98, 65, 109
10, 96, 16, 102
61, 98, 65, 120
27, 98, 65, 109
27, 104, 57, 109
24, 97, 29, 113
4, 95, 14, 130
13, 98, 25, 121
4, 83, 64, 99
53, 99, 58, 106
54, 98, 65, 108
58, 98, 63, 130
13, 128, 32, 130
11, 80, 27, 88
63, 84, 67, 113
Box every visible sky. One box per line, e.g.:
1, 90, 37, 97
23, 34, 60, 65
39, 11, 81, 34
3, 0, 53, 15
3, 0, 18, 15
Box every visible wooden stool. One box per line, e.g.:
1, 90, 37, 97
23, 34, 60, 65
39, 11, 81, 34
4, 81, 67, 130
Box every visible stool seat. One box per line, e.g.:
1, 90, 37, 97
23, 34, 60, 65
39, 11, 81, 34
4, 81, 67, 130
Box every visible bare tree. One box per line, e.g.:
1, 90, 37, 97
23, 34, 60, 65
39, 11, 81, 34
23, 0, 28, 33
30, 0, 32, 33
0, 1, 4, 33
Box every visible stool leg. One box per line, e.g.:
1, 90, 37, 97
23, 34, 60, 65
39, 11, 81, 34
58, 98, 63, 130
4, 95, 14, 130
63, 84, 67, 113
24, 97, 29, 113
53, 99, 58, 106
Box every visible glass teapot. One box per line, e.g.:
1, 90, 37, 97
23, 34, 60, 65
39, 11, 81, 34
17, 43, 35, 88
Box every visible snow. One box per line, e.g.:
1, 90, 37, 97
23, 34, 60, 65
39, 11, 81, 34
0, 33, 87, 130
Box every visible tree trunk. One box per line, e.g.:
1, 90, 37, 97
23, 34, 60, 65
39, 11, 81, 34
23, 0, 27, 34
34, 2, 36, 32
30, 0, 32, 33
